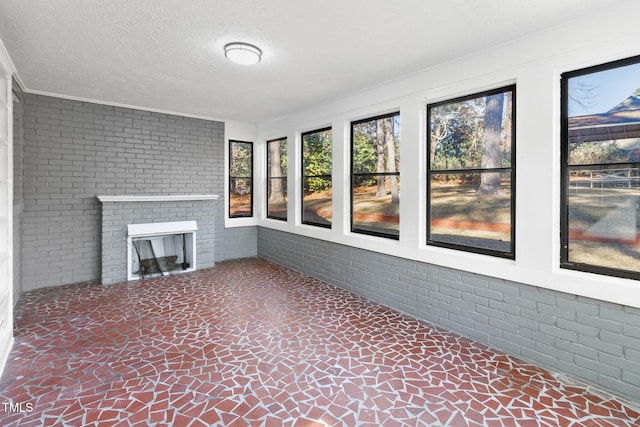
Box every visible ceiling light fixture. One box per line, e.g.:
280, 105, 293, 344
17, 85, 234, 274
224, 42, 262, 65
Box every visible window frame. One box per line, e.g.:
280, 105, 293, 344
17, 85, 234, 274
266, 137, 288, 221
560, 55, 640, 281
228, 140, 254, 219
350, 111, 401, 240
426, 85, 517, 259
301, 126, 333, 229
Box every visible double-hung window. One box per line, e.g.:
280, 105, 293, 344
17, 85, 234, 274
351, 112, 400, 239
427, 86, 516, 258
302, 127, 332, 228
561, 56, 640, 280
228, 140, 253, 218
267, 137, 288, 221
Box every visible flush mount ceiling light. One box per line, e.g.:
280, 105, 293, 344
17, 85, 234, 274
224, 42, 262, 65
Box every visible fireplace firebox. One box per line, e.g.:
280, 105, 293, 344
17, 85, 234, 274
127, 221, 197, 280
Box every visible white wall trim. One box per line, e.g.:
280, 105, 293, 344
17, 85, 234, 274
0, 38, 16, 77
0, 36, 15, 379
97, 194, 219, 203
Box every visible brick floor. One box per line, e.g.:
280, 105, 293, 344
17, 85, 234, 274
1, 257, 638, 426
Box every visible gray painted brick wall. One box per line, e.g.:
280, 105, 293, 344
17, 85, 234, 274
224, 226, 258, 260
257, 227, 640, 402
21, 94, 226, 290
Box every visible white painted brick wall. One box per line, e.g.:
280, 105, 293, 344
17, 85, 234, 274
12, 89, 24, 307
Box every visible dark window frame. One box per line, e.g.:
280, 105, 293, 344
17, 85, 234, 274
228, 140, 253, 218
301, 126, 333, 228
350, 111, 401, 240
426, 85, 517, 259
560, 55, 640, 281
266, 137, 288, 221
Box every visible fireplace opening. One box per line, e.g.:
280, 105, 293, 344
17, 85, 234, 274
127, 221, 197, 281
132, 233, 192, 277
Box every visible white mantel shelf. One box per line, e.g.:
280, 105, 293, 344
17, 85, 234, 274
97, 194, 219, 203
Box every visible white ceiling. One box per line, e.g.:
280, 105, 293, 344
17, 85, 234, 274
0, 0, 623, 123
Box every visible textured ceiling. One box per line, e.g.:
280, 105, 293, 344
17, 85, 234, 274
0, 0, 623, 123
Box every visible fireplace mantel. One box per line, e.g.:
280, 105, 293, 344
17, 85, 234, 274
97, 194, 219, 203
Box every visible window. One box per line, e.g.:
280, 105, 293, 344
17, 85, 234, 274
229, 140, 253, 218
351, 112, 400, 239
267, 137, 288, 221
302, 127, 332, 228
561, 56, 640, 280
427, 86, 516, 258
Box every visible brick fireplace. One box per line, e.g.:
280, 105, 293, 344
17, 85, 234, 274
97, 195, 218, 285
